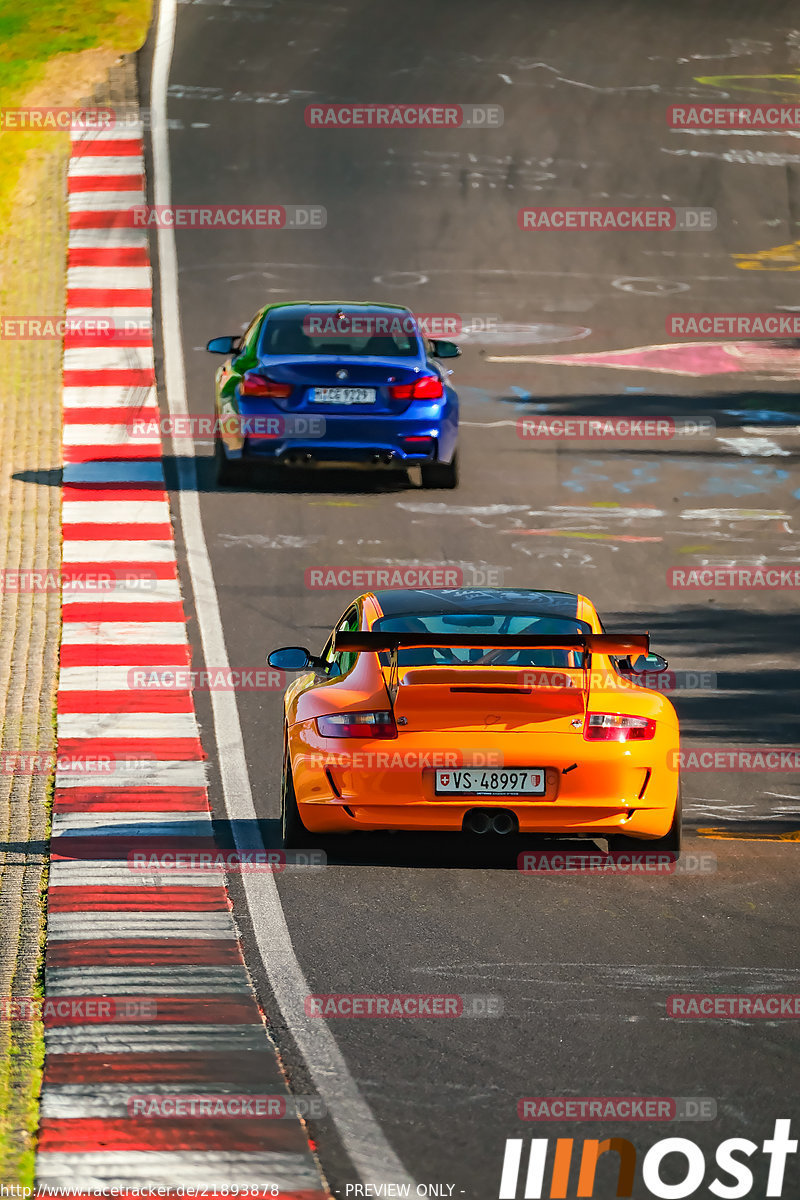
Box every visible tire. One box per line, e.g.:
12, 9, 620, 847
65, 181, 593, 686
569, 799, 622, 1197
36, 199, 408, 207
281, 747, 308, 849
421, 451, 458, 489
215, 438, 241, 487
609, 785, 682, 858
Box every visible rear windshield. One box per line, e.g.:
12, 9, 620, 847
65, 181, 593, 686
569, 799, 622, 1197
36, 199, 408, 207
373, 612, 591, 668
260, 310, 421, 357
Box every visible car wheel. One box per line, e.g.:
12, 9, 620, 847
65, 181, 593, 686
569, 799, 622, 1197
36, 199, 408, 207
421, 451, 458, 489
215, 438, 241, 488
608, 785, 682, 858
281, 746, 308, 848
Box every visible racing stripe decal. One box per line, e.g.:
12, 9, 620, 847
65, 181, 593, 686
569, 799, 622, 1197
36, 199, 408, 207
36, 121, 328, 1198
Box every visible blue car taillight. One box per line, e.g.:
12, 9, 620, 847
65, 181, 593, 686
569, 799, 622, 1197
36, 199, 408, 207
388, 376, 443, 400
239, 372, 292, 398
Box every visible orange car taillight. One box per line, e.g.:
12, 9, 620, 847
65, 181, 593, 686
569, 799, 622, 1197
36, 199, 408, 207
388, 375, 444, 400
584, 713, 656, 742
316, 711, 398, 739
239, 372, 292, 398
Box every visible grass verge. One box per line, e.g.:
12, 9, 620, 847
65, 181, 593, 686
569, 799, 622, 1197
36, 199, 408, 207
0, 0, 151, 1184
0, 0, 151, 223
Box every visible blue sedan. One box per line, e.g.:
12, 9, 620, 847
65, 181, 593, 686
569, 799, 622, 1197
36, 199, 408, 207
206, 302, 460, 488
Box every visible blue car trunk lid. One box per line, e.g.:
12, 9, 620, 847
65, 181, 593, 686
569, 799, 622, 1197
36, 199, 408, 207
254, 356, 429, 413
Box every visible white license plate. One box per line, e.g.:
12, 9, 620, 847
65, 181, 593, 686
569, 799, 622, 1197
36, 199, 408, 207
435, 769, 546, 796
311, 387, 376, 405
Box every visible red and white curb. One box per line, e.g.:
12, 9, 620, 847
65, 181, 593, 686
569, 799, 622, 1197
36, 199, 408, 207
36, 121, 327, 1197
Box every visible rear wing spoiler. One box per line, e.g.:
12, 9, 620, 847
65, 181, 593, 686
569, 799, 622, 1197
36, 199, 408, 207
335, 632, 650, 656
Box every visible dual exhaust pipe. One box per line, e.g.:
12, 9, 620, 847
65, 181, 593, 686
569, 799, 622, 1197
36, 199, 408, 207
463, 808, 518, 836
282, 450, 396, 465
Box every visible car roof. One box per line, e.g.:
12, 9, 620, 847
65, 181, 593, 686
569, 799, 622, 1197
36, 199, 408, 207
262, 301, 415, 317
372, 588, 582, 619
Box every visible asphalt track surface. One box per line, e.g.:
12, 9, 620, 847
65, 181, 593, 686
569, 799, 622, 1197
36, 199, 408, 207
142, 2, 800, 1195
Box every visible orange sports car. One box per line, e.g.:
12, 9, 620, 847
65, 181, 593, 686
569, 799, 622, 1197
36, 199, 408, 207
267, 588, 681, 852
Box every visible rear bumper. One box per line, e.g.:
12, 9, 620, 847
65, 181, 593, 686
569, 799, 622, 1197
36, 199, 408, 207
219, 404, 458, 465
288, 724, 679, 838
299, 804, 676, 838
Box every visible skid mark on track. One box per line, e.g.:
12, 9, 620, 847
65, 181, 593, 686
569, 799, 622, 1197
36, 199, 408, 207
218, 532, 322, 549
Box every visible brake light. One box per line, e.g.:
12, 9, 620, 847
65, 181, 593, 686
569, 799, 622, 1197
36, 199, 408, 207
402, 435, 434, 453
239, 372, 292, 398
584, 713, 656, 741
389, 375, 444, 400
316, 711, 398, 739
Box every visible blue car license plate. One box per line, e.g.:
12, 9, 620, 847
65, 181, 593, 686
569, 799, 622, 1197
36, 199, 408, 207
311, 387, 376, 405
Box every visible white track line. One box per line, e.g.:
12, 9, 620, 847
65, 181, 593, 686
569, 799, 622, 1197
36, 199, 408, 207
151, 0, 416, 1187
68, 228, 148, 248
63, 347, 155, 371
58, 665, 184, 688
56, 710, 198, 737
47, 912, 234, 939
37, 1150, 321, 1190
62, 540, 176, 562
46, 966, 251, 993
63, 385, 156, 408
55, 761, 208, 788
69, 156, 146, 176
60, 621, 187, 643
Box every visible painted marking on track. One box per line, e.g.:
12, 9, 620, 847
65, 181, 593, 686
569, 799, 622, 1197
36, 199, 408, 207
502, 529, 663, 543
698, 828, 800, 842
309, 500, 366, 507
733, 239, 800, 271
485, 341, 800, 377
693, 72, 800, 100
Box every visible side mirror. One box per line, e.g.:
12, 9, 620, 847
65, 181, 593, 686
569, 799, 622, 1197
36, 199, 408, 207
267, 646, 312, 672
630, 652, 669, 674
207, 335, 241, 354
429, 339, 461, 359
